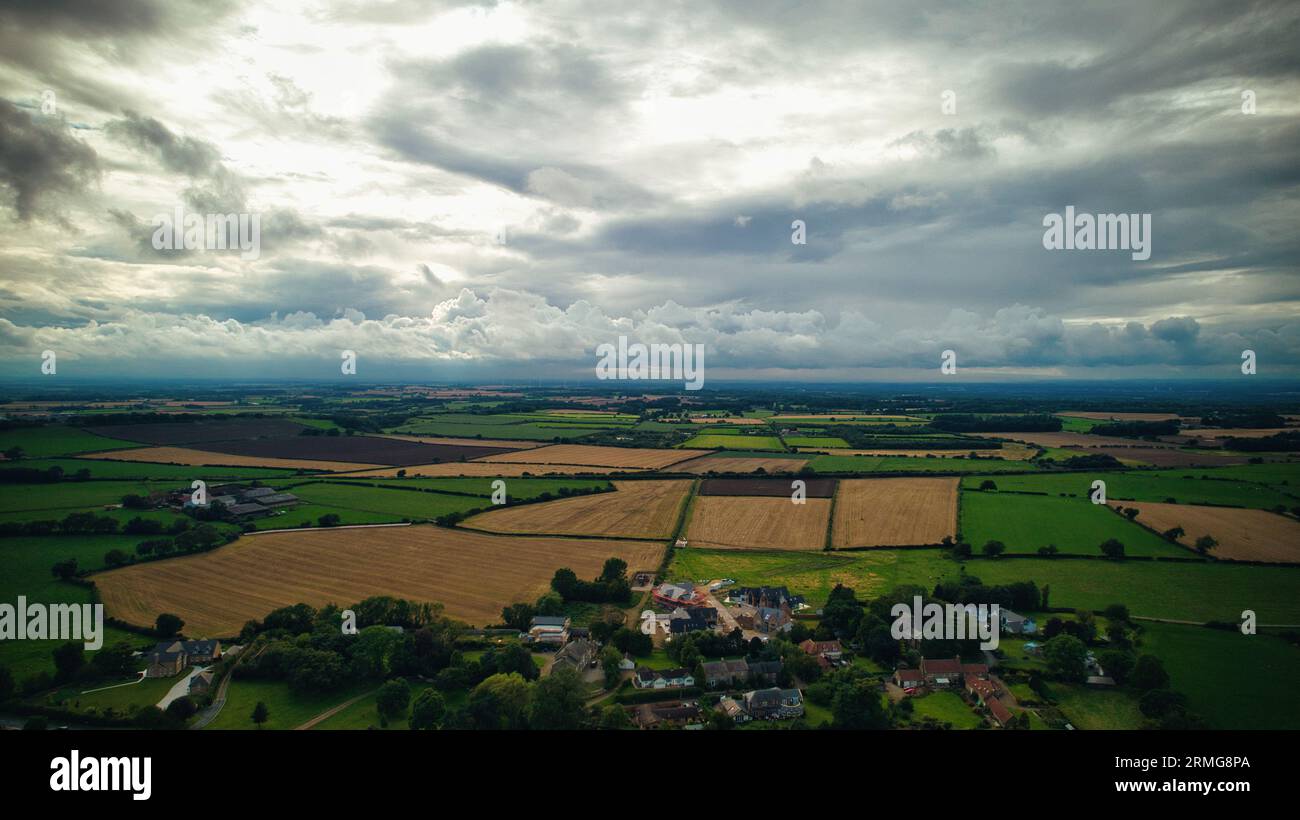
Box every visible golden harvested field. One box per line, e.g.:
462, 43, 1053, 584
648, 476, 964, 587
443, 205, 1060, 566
685, 497, 830, 550
95, 526, 666, 634
673, 455, 810, 474
334, 461, 635, 477
1059, 411, 1182, 421
478, 444, 706, 469
831, 478, 958, 547
462, 480, 690, 538
1111, 502, 1300, 563
78, 446, 383, 472
376, 434, 544, 449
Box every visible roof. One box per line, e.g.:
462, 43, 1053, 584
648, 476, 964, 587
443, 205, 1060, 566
1001, 610, 1028, 623
961, 663, 989, 677
257, 493, 298, 505
988, 698, 1013, 725
701, 661, 730, 676
920, 657, 963, 675
800, 639, 843, 655
241, 487, 275, 498
226, 502, 269, 516
895, 668, 923, 681
748, 660, 780, 675
531, 616, 569, 627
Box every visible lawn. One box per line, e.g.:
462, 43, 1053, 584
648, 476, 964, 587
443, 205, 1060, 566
204, 678, 374, 730
909, 690, 983, 729
0, 426, 143, 459
959, 491, 1187, 557
682, 435, 784, 451
960, 472, 1297, 510
1051, 683, 1143, 729
1139, 622, 1300, 730
669, 547, 1300, 622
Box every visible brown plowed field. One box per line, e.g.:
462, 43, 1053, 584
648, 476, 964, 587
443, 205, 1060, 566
672, 455, 809, 474
478, 444, 706, 469
462, 480, 690, 538
78, 446, 383, 472
334, 462, 637, 477
700, 478, 836, 497
95, 526, 666, 634
377, 434, 545, 449
685, 497, 830, 550
831, 478, 958, 547
1110, 502, 1300, 563
192, 435, 514, 466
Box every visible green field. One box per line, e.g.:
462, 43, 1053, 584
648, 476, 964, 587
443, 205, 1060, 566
783, 436, 849, 448
1051, 683, 1143, 729
1140, 622, 1300, 730
0, 481, 176, 515
959, 491, 1187, 557
669, 547, 1300, 622
283, 483, 493, 521
309, 680, 436, 730
0, 427, 143, 459
961, 472, 1298, 510
390, 419, 602, 440
810, 455, 1037, 473
328, 477, 613, 500
909, 690, 984, 729
4, 458, 302, 480
682, 435, 784, 450
40, 675, 175, 720
205, 679, 374, 730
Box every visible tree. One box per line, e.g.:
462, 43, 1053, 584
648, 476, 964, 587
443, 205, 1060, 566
1042, 634, 1087, 682
251, 701, 270, 728
951, 541, 972, 559
1097, 649, 1135, 685
52, 642, 85, 682
1194, 534, 1218, 556
409, 688, 446, 730
1162, 526, 1184, 542
534, 591, 564, 616
1038, 544, 1059, 556
155, 613, 184, 638
317, 513, 342, 527
1138, 688, 1187, 719
4, 446, 24, 461
601, 644, 623, 689
50, 558, 78, 580
0, 665, 14, 702
1131, 655, 1170, 691
831, 679, 888, 729
469, 673, 531, 730
598, 702, 631, 730
91, 642, 137, 678
1103, 603, 1130, 623
981, 540, 1006, 558
103, 549, 130, 568
375, 679, 412, 723
165, 696, 197, 722
598, 557, 628, 583
978, 480, 998, 491
1099, 538, 1125, 559
1122, 507, 1139, 521
529, 666, 588, 730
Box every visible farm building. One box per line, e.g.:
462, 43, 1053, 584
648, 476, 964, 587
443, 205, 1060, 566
526, 615, 571, 646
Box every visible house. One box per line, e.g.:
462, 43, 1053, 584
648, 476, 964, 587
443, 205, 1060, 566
965, 674, 1000, 704
188, 670, 215, 694
1086, 675, 1117, 687
747, 660, 782, 685
730, 586, 805, 610
701, 661, 733, 688
551, 638, 598, 674
754, 604, 793, 634
146, 639, 222, 676
800, 639, 843, 667
145, 648, 186, 678
527, 615, 570, 646
669, 607, 715, 635
1001, 610, 1037, 635
240, 487, 276, 500
653, 582, 705, 608
618, 653, 636, 671
633, 667, 695, 689
635, 701, 702, 728
181, 639, 222, 663
920, 657, 987, 687
742, 687, 804, 720
987, 696, 1013, 727
718, 696, 749, 723
894, 668, 925, 689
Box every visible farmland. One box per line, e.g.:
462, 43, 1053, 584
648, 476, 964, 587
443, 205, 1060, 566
334, 462, 632, 477
700, 477, 836, 497
190, 435, 515, 466
680, 434, 784, 450
78, 446, 382, 472
1112, 501, 1300, 563
672, 454, 810, 474
0, 426, 144, 458
959, 471, 1299, 510
87, 418, 310, 445
0, 457, 299, 480
960, 491, 1185, 556
461, 480, 689, 539
809, 454, 1036, 473
478, 444, 704, 469
94, 525, 667, 634
684, 497, 831, 550
831, 478, 957, 547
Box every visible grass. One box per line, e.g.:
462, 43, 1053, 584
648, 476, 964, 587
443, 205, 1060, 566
0, 480, 178, 515
262, 483, 490, 524
5, 458, 302, 480
810, 455, 1037, 473
325, 477, 612, 500
1051, 683, 1143, 729
960, 471, 1298, 510
783, 436, 849, 448
909, 690, 983, 728
1139, 621, 1300, 730
959, 491, 1187, 557
669, 547, 1300, 622
40, 675, 175, 719
204, 678, 375, 730
682, 435, 784, 451
310, 680, 436, 730
0, 427, 143, 458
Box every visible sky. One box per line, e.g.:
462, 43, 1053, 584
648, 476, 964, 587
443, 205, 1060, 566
0, 0, 1298, 382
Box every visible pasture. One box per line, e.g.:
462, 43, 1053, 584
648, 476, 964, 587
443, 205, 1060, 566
960, 491, 1186, 557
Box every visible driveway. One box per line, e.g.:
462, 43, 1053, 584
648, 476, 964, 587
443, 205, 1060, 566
157, 666, 208, 710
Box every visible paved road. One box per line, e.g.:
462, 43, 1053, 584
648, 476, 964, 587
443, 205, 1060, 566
702, 583, 758, 641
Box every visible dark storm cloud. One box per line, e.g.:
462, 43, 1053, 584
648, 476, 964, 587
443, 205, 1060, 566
0, 99, 99, 221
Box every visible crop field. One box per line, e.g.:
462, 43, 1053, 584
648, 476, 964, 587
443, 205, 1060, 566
336, 477, 612, 499
478, 444, 705, 469
1057, 411, 1183, 421
87, 419, 309, 445
283, 482, 492, 522
191, 435, 515, 466
1, 457, 299, 480
831, 478, 957, 547
671, 454, 810, 474
700, 477, 836, 497
960, 491, 1185, 556
334, 462, 633, 477
0, 426, 144, 458
680, 434, 784, 450
668, 547, 1300, 622
1089, 447, 1252, 468
782, 436, 849, 448
377, 434, 544, 449
684, 497, 831, 550
78, 446, 381, 472
809, 454, 1036, 473
1113, 501, 1300, 563
968, 431, 1179, 449
1180, 427, 1294, 439
461, 480, 689, 539
688, 417, 768, 425
960, 472, 1298, 510
94, 525, 668, 634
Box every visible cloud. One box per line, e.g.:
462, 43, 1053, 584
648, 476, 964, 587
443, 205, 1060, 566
0, 100, 99, 222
